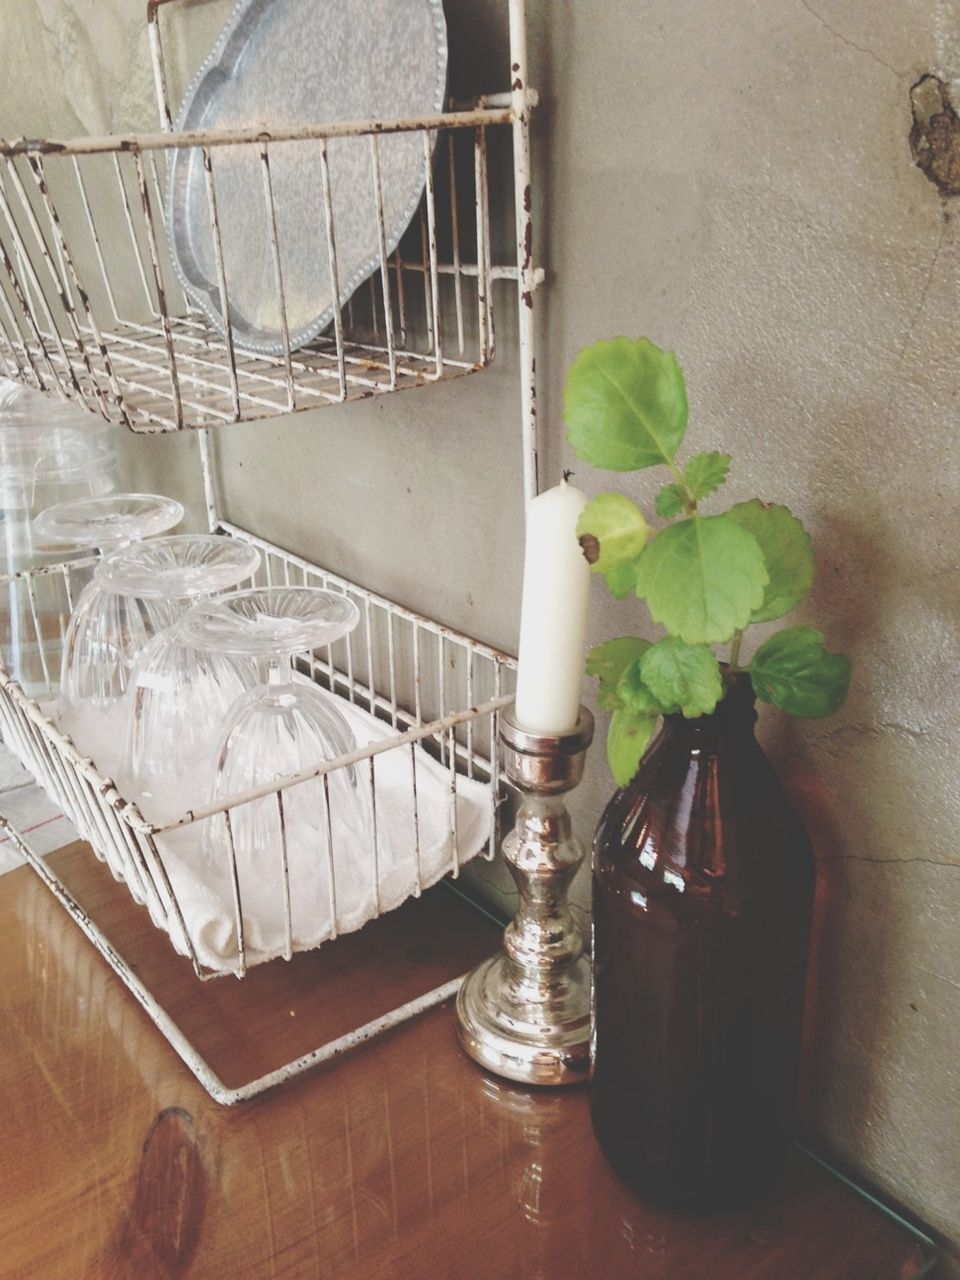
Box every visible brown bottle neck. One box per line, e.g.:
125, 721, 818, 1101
661, 673, 758, 745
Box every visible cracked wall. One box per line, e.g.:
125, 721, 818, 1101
0, 0, 957, 1271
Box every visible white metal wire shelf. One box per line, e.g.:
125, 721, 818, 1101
0, 0, 536, 1101
0, 111, 508, 429
0, 0, 541, 500
0, 523, 517, 985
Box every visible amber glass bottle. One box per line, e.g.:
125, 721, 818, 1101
590, 675, 815, 1210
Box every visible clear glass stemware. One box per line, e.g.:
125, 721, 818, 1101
35, 493, 185, 555
60, 534, 261, 758
197, 587, 374, 948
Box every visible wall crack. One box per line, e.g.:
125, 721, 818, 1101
798, 0, 906, 78
890, 200, 948, 386
817, 853, 960, 870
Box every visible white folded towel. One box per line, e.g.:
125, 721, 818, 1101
56, 692, 494, 974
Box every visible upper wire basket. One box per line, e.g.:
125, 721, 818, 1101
0, 0, 537, 435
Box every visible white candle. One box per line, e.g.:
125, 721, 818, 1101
514, 478, 590, 734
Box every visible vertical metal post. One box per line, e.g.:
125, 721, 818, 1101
147, 0, 175, 131
201, 146, 241, 420
508, 0, 538, 501
197, 429, 220, 531
131, 146, 183, 425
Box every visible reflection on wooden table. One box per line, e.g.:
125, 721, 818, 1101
0, 843, 934, 1280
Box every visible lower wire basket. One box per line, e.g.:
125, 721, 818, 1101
0, 523, 515, 1100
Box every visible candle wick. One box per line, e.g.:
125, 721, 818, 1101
562, 469, 574, 484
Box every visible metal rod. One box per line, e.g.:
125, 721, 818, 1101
419, 208, 434, 355
0, 166, 81, 395
73, 156, 120, 324
276, 790, 293, 961
369, 136, 397, 388
223, 807, 247, 976
201, 145, 241, 419
113, 153, 157, 316
479, 127, 495, 361
28, 154, 122, 419
508, 0, 539, 500
0, 242, 44, 387
321, 773, 338, 940
410, 743, 422, 896
129, 692, 512, 834
132, 146, 184, 425
0, 317, 22, 381
317, 139, 346, 399
447, 133, 465, 355
393, 246, 407, 343
147, 0, 174, 131
474, 128, 490, 364
369, 757, 381, 917
0, 107, 516, 158
197, 429, 220, 531
447, 726, 460, 876
422, 131, 443, 377
259, 142, 295, 409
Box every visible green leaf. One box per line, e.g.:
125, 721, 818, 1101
564, 337, 689, 472
683, 451, 731, 502
655, 483, 687, 519
634, 515, 768, 645
607, 707, 659, 787
640, 637, 723, 718
616, 658, 669, 716
586, 637, 651, 710
727, 500, 815, 622
577, 493, 650, 599
749, 627, 851, 717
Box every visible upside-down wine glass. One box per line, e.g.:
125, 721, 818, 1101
59, 533, 260, 757
198, 586, 374, 954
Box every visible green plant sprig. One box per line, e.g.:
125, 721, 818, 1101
565, 336, 851, 787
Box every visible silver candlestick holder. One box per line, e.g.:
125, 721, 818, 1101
456, 703, 595, 1086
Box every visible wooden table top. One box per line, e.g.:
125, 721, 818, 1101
0, 841, 937, 1280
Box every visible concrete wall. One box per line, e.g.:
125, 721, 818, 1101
1, 0, 957, 1270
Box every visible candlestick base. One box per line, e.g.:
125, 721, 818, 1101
456, 704, 594, 1087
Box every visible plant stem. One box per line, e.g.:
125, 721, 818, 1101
728, 630, 744, 671
666, 458, 698, 514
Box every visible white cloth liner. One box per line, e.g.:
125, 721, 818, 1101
51, 690, 493, 974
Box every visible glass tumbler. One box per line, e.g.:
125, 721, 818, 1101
0, 425, 119, 699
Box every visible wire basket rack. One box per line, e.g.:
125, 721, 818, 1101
0, 0, 540, 500
0, 0, 538, 1101
0, 522, 516, 975
0, 521, 517, 1098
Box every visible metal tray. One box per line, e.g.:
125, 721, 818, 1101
166, 0, 448, 355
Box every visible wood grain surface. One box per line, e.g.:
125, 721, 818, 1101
0, 841, 936, 1280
